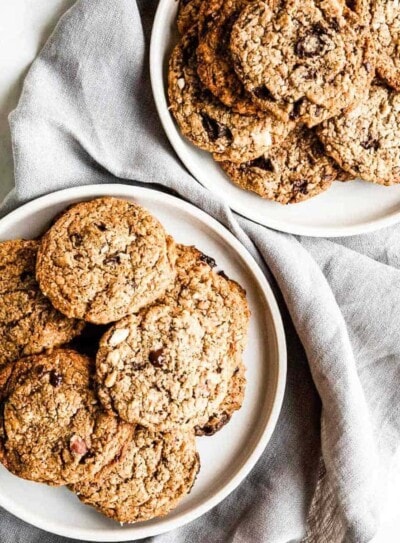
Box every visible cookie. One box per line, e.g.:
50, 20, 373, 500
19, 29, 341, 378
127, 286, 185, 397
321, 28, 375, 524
196, 0, 260, 115
177, 0, 203, 34
0, 349, 132, 485
370, 0, 400, 91
96, 245, 250, 431
71, 428, 200, 523
0, 240, 83, 369
230, 0, 375, 127
168, 27, 291, 163
220, 125, 343, 204
317, 83, 400, 185
36, 198, 176, 324
195, 361, 246, 436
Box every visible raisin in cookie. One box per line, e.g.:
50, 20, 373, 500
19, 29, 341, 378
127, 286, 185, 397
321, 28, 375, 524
196, 361, 246, 436
220, 126, 344, 204
197, 0, 260, 114
177, 0, 203, 34
370, 0, 400, 91
96, 245, 250, 431
317, 83, 400, 185
0, 349, 132, 485
71, 428, 199, 523
230, 0, 375, 127
0, 240, 83, 369
36, 198, 176, 324
168, 27, 290, 163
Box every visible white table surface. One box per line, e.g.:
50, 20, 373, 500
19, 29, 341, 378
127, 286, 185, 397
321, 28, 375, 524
0, 1, 399, 541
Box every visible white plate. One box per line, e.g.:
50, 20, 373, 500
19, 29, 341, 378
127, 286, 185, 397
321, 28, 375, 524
0, 184, 286, 541
150, 0, 400, 238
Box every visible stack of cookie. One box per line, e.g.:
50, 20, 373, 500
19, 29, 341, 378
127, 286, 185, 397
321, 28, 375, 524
169, 0, 400, 204
0, 197, 250, 523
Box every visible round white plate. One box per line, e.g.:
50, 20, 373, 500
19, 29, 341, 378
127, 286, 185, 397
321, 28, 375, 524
150, 0, 400, 238
0, 184, 286, 541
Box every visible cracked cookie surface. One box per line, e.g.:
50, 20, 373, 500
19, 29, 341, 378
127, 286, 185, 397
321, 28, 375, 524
168, 26, 291, 162
221, 126, 344, 204
0, 349, 132, 485
71, 428, 199, 523
230, 0, 375, 127
96, 245, 250, 432
36, 198, 176, 324
317, 83, 400, 185
0, 240, 83, 369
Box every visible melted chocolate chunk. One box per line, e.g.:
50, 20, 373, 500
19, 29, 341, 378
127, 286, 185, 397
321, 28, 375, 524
201, 114, 233, 142
292, 179, 309, 195
49, 370, 63, 388
19, 270, 34, 283
217, 270, 229, 280
290, 99, 304, 120
361, 138, 379, 151
149, 348, 166, 368
254, 85, 276, 101
249, 156, 274, 172
199, 252, 216, 268
70, 233, 83, 248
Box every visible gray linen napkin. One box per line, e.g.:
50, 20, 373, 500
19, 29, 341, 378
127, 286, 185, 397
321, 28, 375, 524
1, 0, 399, 541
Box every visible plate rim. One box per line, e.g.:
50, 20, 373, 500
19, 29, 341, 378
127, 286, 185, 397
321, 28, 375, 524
0, 183, 287, 541
149, 0, 400, 238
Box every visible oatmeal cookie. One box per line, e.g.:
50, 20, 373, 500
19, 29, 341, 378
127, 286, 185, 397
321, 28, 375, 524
370, 0, 400, 91
0, 240, 83, 369
230, 0, 375, 127
220, 125, 343, 204
71, 428, 200, 523
96, 245, 250, 431
317, 83, 400, 184
0, 349, 132, 485
197, 0, 260, 114
168, 27, 291, 163
36, 198, 176, 324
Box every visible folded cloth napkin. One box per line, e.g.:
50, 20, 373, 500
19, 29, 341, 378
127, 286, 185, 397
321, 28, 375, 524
2, 1, 400, 542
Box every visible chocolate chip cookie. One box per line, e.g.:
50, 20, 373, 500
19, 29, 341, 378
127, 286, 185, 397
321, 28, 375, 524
220, 126, 344, 204
230, 0, 375, 127
0, 240, 83, 369
177, 0, 203, 34
71, 428, 200, 523
36, 198, 176, 324
96, 244, 250, 432
370, 0, 400, 91
196, 361, 246, 436
168, 27, 291, 163
197, 0, 260, 114
0, 349, 132, 485
317, 83, 400, 185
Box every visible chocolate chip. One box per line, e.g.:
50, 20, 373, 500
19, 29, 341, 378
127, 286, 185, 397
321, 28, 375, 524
104, 253, 121, 265
95, 222, 107, 232
361, 138, 379, 151
217, 270, 229, 280
345, 0, 356, 10
290, 99, 304, 120
201, 114, 233, 142
249, 156, 274, 172
70, 233, 83, 248
293, 180, 309, 195
254, 85, 276, 101
79, 450, 95, 464
19, 270, 33, 282
199, 252, 216, 268
35, 365, 45, 376
149, 348, 166, 367
49, 370, 63, 387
